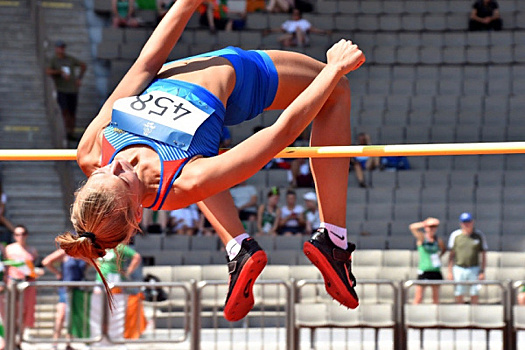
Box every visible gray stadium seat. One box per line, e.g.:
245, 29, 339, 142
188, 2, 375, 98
444, 32, 467, 46
405, 126, 430, 144
358, 234, 387, 250
357, 14, 380, 31
397, 46, 420, 65
429, 126, 455, 143
467, 32, 490, 46
361, 220, 390, 236
394, 187, 421, 204
379, 125, 405, 143
467, 47, 490, 64
191, 235, 220, 251
481, 125, 506, 142
360, 1, 383, 14
420, 47, 443, 65
366, 203, 393, 221
442, 47, 466, 64
353, 249, 384, 267
447, 186, 474, 204
420, 203, 447, 222
398, 33, 421, 47
393, 203, 420, 222
463, 78, 486, 96
424, 14, 447, 30
379, 15, 402, 31
452, 155, 480, 171
474, 202, 502, 222
477, 170, 503, 187
449, 170, 477, 187
455, 125, 481, 142
447, 13, 468, 30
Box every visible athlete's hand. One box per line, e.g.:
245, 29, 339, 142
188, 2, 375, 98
326, 39, 366, 75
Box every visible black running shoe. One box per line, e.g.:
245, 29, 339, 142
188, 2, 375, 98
223, 237, 267, 321
303, 228, 359, 309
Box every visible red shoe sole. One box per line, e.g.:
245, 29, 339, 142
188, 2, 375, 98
303, 241, 359, 309
223, 250, 268, 322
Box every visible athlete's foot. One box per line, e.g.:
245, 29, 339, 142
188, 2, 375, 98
224, 237, 267, 322
303, 228, 359, 309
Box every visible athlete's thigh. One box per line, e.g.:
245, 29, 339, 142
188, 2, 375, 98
264, 50, 326, 110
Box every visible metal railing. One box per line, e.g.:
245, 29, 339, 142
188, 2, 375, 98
2, 278, 524, 349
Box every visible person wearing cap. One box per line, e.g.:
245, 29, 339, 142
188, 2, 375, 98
409, 217, 446, 304
447, 212, 488, 304
303, 191, 320, 235
256, 187, 281, 235
46, 41, 87, 142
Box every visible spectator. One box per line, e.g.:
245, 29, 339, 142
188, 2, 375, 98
469, 0, 502, 31
157, 0, 176, 20
447, 212, 488, 304
45, 41, 87, 142
0, 180, 14, 236
198, 209, 216, 236
112, 0, 140, 27
140, 208, 169, 234
42, 249, 87, 350
267, 8, 329, 47
518, 286, 525, 305
278, 189, 305, 235
0, 244, 5, 350
91, 244, 145, 343
4, 225, 40, 348
256, 187, 281, 235
409, 217, 446, 304
230, 181, 259, 224
303, 191, 320, 235
199, 0, 246, 33
266, 0, 293, 13
168, 204, 199, 235
288, 158, 314, 188
350, 132, 380, 188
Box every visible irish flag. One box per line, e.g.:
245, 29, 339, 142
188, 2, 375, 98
69, 289, 147, 340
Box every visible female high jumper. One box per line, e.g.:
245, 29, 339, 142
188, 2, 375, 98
56, 0, 365, 321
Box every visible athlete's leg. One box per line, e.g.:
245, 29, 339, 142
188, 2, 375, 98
197, 191, 246, 245
266, 50, 351, 228
197, 191, 267, 322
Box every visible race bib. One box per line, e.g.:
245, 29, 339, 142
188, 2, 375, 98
431, 253, 441, 268
112, 90, 214, 151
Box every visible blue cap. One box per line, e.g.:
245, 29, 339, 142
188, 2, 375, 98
459, 212, 473, 222
55, 40, 66, 48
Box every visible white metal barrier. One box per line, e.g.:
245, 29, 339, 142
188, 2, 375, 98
2, 278, 522, 349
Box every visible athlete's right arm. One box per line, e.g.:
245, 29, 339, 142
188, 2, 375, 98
77, 0, 204, 175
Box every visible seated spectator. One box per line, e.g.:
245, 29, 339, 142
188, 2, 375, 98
303, 191, 320, 235
256, 187, 281, 235
266, 0, 294, 13
140, 208, 168, 234
350, 132, 380, 188
288, 158, 314, 188
157, 0, 176, 20
168, 204, 199, 235
469, 0, 502, 31
266, 9, 328, 47
199, 0, 246, 33
278, 189, 305, 235
230, 181, 259, 224
112, 0, 140, 27
0, 180, 14, 235
246, 0, 265, 12
198, 209, 216, 236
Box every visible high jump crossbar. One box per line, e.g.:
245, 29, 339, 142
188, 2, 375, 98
1, 142, 525, 161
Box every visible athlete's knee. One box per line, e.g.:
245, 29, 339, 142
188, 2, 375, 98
327, 75, 351, 107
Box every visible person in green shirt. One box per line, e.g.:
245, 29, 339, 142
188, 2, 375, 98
409, 217, 446, 304
97, 244, 141, 286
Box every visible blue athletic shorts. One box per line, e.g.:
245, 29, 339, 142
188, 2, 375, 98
171, 46, 279, 126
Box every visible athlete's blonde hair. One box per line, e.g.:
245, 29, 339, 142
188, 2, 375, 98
55, 182, 141, 307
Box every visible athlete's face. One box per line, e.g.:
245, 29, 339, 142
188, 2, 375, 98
90, 159, 142, 205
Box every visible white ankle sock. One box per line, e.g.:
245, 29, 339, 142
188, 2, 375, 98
226, 233, 250, 261
321, 222, 348, 249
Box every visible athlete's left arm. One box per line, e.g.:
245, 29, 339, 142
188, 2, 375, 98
78, 0, 204, 174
